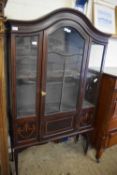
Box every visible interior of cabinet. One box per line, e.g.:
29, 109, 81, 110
16, 36, 38, 118
82, 43, 105, 111
45, 26, 85, 115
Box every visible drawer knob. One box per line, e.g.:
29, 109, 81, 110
41, 91, 46, 96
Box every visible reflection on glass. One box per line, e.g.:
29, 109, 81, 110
16, 36, 38, 118
88, 44, 104, 71
83, 43, 104, 109
45, 27, 85, 115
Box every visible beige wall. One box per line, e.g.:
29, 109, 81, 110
5, 0, 74, 20
4, 0, 117, 69
93, 0, 117, 68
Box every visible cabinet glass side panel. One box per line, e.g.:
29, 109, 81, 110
83, 43, 104, 110
15, 36, 38, 118
45, 27, 85, 115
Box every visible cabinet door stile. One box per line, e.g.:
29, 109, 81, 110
11, 34, 17, 122
37, 31, 45, 139
39, 31, 48, 117
36, 32, 43, 115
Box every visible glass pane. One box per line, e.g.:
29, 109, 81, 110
83, 43, 104, 109
88, 44, 104, 72
16, 36, 38, 118
45, 27, 85, 115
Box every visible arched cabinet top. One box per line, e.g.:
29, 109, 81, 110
6, 8, 111, 43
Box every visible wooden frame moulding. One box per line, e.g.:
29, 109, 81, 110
0, 0, 10, 175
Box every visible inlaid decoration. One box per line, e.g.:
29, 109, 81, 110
16, 120, 37, 141
80, 110, 94, 127
112, 97, 117, 118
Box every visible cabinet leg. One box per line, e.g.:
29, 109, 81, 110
74, 134, 79, 143
10, 147, 14, 161
95, 148, 104, 163
83, 133, 89, 155
14, 150, 18, 175
96, 158, 100, 163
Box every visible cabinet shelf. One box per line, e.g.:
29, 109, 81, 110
17, 77, 36, 84
45, 102, 76, 114
82, 100, 95, 109
48, 51, 83, 57
17, 106, 36, 118
16, 55, 37, 59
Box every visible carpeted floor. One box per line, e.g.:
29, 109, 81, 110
11, 137, 117, 175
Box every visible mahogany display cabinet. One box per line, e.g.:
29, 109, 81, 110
5, 8, 110, 175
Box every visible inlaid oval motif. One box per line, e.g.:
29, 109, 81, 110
16, 121, 37, 142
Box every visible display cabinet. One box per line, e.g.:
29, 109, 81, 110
6, 8, 110, 175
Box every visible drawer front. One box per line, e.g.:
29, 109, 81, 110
111, 92, 117, 118
43, 116, 74, 137
109, 118, 117, 130
108, 130, 117, 147
115, 80, 117, 90
109, 92, 117, 130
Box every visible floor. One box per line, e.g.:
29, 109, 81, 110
11, 137, 117, 175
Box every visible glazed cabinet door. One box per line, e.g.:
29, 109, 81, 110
40, 20, 89, 138
80, 42, 105, 129
11, 33, 43, 145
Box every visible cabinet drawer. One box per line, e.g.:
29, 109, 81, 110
108, 130, 117, 147
44, 116, 74, 136
111, 92, 117, 117
109, 118, 117, 130
115, 80, 117, 90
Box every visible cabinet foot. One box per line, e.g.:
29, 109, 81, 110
82, 133, 89, 155
96, 158, 100, 163
14, 150, 18, 175
95, 148, 104, 163
10, 148, 14, 161
74, 134, 79, 143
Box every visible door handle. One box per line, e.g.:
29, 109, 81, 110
41, 91, 46, 96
